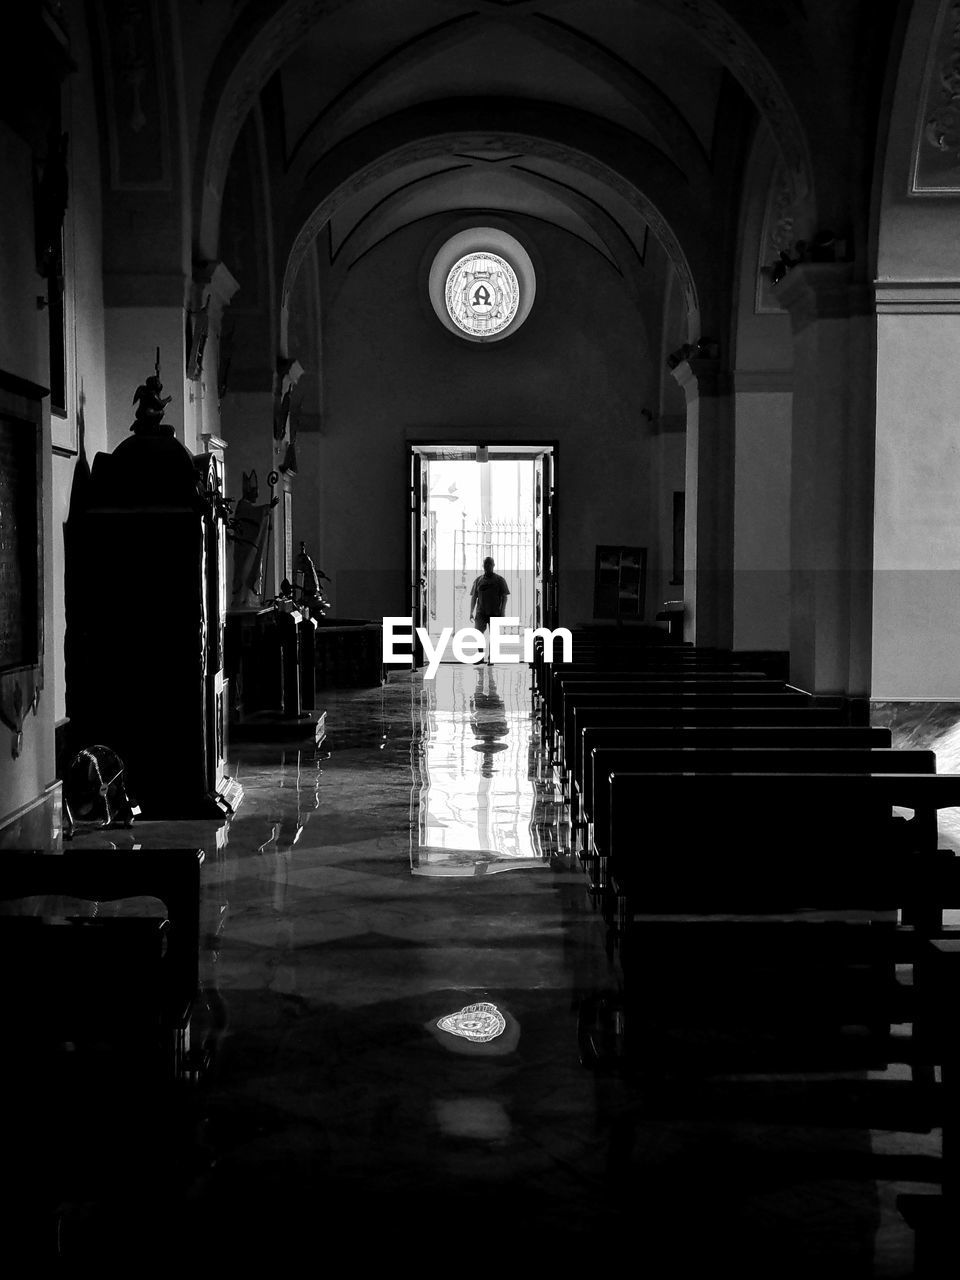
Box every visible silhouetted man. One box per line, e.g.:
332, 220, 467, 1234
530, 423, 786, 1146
469, 556, 510, 662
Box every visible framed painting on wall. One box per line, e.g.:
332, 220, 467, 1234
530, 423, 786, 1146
593, 545, 646, 620
671, 491, 685, 585
48, 82, 79, 456
0, 370, 46, 755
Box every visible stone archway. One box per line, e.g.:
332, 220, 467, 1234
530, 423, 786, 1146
279, 126, 703, 344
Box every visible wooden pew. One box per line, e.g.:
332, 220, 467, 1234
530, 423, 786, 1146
537, 650, 765, 701
586, 747, 937, 873
557, 694, 848, 791
574, 724, 893, 825
572, 727, 960, 1230
531, 637, 756, 697
568, 705, 857, 795
899, 937, 960, 1275
544, 675, 786, 751
601, 771, 960, 1034
0, 847, 204, 1080
559, 690, 839, 753
604, 770, 960, 922
536, 647, 758, 696
590, 771, 960, 1190
542, 669, 780, 744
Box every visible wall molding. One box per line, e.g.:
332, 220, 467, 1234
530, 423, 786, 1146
875, 279, 960, 313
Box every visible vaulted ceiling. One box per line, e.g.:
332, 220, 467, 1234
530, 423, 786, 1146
199, 0, 893, 333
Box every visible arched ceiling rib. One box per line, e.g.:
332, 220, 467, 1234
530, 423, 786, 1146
287, 88, 692, 299
279, 118, 705, 339
329, 161, 647, 290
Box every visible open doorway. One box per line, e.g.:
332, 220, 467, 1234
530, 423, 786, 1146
409, 444, 556, 664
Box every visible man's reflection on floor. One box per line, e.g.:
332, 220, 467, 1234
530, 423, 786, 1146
470, 666, 510, 776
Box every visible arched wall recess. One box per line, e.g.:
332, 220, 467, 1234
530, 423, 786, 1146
279, 132, 702, 341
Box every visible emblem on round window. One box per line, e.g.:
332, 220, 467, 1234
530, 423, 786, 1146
445, 251, 520, 338
428, 228, 535, 343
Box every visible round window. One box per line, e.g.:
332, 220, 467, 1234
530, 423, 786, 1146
445, 250, 520, 338
429, 228, 535, 343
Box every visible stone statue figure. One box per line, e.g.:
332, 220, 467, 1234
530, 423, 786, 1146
131, 350, 174, 437
231, 470, 278, 608
293, 541, 330, 616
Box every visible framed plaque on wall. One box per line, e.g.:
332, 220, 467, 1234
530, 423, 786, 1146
0, 371, 46, 754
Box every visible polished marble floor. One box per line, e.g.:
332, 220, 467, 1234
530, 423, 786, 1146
2, 665, 951, 1271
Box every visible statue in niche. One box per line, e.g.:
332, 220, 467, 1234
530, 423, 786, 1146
230, 469, 278, 608
131, 349, 174, 437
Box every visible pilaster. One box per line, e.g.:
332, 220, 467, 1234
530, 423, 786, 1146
670, 357, 734, 648
872, 279, 960, 699
730, 369, 793, 651
776, 263, 874, 694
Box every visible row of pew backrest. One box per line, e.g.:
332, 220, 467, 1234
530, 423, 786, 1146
603, 771, 960, 924
536, 661, 764, 701
575, 724, 893, 818
568, 704, 860, 794
543, 670, 781, 735
532, 641, 756, 692
560, 691, 846, 764
538, 648, 756, 683
548, 677, 789, 739
541, 634, 724, 656
576, 701, 860, 778
587, 746, 938, 858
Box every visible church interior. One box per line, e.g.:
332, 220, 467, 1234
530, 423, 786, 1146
3, 0, 960, 1269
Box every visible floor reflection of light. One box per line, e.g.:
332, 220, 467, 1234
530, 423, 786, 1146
437, 1001, 506, 1042
409, 665, 547, 874
427, 999, 521, 1055
411, 850, 543, 877
434, 1098, 512, 1141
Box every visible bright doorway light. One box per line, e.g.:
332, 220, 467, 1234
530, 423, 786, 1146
424, 457, 535, 656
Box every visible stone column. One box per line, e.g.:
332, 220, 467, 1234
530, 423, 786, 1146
872, 282, 960, 700
670, 358, 734, 648
776, 264, 874, 694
